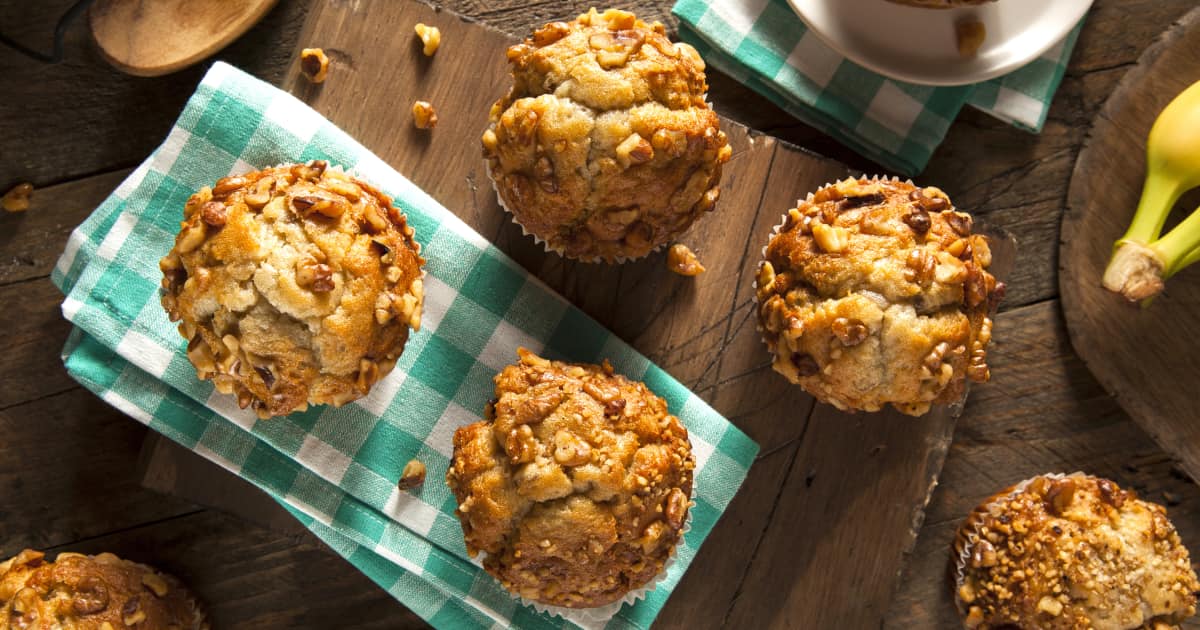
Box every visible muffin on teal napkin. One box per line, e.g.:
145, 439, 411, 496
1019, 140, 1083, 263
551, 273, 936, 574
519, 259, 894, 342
53, 61, 758, 630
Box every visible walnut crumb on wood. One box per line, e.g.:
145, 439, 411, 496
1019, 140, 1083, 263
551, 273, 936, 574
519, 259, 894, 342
667, 243, 705, 276
300, 48, 330, 83
415, 23, 441, 56
2, 182, 33, 212
412, 100, 438, 129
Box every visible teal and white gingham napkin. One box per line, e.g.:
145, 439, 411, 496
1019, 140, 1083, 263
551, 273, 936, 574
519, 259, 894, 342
673, 0, 1084, 175
52, 62, 758, 630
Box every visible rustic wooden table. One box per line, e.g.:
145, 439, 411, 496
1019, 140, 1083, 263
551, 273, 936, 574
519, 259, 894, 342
2, 1, 1198, 628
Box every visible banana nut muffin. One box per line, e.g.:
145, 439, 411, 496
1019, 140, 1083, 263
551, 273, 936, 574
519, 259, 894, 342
754, 177, 1003, 416
159, 161, 425, 418
0, 549, 207, 629
482, 8, 731, 262
446, 348, 695, 608
953, 474, 1200, 629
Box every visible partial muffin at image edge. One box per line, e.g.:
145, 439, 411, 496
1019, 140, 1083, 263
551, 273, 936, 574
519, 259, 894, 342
953, 474, 1200, 629
159, 161, 425, 419
754, 176, 1002, 416
482, 8, 731, 263
446, 348, 695, 608
0, 549, 208, 629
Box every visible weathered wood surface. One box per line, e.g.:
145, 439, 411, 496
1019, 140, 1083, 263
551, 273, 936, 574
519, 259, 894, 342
1, 0, 1199, 628
1061, 9, 1200, 485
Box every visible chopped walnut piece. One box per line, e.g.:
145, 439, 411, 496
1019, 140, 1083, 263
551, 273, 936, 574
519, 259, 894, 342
398, 459, 426, 489
667, 243, 705, 276
956, 19, 987, 57
2, 182, 33, 212
300, 47, 330, 83
412, 100, 438, 129
414, 23, 441, 56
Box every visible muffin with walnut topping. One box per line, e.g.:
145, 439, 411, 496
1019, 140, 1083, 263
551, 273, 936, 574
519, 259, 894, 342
0, 549, 207, 629
953, 473, 1200, 629
159, 161, 425, 418
482, 8, 731, 262
446, 348, 695, 608
754, 177, 1002, 416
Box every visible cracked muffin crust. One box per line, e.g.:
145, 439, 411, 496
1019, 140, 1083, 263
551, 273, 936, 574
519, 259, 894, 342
160, 161, 425, 418
953, 474, 1200, 630
446, 348, 695, 608
754, 177, 1002, 416
0, 549, 207, 630
482, 8, 731, 262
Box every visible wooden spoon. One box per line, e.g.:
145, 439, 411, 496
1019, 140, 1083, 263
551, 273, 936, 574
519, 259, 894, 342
89, 0, 279, 77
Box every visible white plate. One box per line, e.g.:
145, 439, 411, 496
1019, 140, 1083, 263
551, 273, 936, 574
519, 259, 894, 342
787, 0, 1093, 86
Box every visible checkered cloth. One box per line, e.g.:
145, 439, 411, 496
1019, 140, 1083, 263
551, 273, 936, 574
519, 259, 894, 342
673, 0, 1084, 175
52, 62, 758, 630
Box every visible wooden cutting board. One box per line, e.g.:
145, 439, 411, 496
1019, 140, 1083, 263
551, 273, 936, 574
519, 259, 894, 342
1061, 8, 1200, 482
141, 1, 1010, 625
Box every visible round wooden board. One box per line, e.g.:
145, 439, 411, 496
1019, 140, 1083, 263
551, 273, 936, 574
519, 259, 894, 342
1061, 8, 1200, 480
89, 0, 279, 77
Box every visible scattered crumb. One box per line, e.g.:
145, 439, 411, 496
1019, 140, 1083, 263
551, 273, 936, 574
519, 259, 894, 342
956, 19, 987, 57
415, 23, 441, 57
667, 243, 705, 276
2, 182, 33, 213
398, 459, 426, 490
300, 48, 330, 83
412, 100, 438, 129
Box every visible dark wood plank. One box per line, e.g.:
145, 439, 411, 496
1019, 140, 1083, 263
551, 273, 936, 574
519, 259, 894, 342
0, 388, 197, 553
1060, 8, 1200, 486
0, 169, 131, 287
1, 279, 78, 408
0, 1, 310, 189
35, 509, 425, 629
887, 299, 1200, 628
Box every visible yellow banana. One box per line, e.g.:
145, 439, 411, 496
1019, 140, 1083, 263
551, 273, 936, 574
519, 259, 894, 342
1103, 79, 1200, 303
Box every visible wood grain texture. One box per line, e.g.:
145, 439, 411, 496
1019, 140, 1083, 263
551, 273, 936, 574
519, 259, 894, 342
1061, 9, 1200, 483
0, 0, 309, 190
89, 0, 281, 77
887, 299, 1200, 628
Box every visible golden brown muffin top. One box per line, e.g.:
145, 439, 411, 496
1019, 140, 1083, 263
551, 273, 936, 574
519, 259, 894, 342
0, 549, 207, 630
159, 161, 424, 418
483, 8, 730, 262
954, 474, 1200, 630
755, 177, 1002, 416
446, 349, 695, 608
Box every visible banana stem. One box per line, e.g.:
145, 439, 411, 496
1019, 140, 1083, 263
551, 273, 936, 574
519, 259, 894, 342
1154, 204, 1200, 277
1120, 170, 1188, 245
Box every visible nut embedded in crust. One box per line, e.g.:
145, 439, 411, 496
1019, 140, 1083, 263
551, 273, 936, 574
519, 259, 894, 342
0, 549, 208, 629
159, 161, 425, 418
482, 8, 731, 263
446, 348, 695, 608
754, 177, 1001, 416
953, 474, 1200, 629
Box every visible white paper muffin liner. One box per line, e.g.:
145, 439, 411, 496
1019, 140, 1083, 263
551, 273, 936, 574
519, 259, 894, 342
485, 158, 671, 265
475, 509, 692, 628
951, 472, 1085, 615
